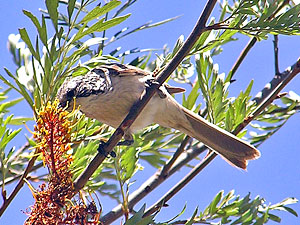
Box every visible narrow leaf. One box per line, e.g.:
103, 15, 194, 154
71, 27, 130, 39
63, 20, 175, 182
23, 10, 41, 30
79, 0, 121, 24
3, 68, 34, 108
74, 14, 130, 42
18, 28, 39, 60
46, 0, 59, 31
185, 207, 199, 225
0, 98, 23, 112
67, 0, 76, 20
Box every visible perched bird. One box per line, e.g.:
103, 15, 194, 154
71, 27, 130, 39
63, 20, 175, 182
57, 63, 260, 169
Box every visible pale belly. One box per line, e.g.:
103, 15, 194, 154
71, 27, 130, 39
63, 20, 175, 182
75, 75, 160, 132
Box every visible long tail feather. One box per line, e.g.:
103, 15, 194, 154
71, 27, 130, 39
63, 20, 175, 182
179, 107, 260, 169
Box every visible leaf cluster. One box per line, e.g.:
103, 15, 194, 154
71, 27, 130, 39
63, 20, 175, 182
217, 0, 300, 40
123, 190, 298, 224
0, 89, 30, 199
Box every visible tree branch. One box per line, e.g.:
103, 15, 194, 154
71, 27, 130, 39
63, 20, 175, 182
253, 59, 300, 105
273, 35, 280, 75
73, 0, 217, 194
78, 0, 298, 223
0, 154, 38, 216
243, 58, 300, 129
160, 136, 191, 177
98, 1, 218, 224
144, 151, 216, 217
229, 37, 257, 81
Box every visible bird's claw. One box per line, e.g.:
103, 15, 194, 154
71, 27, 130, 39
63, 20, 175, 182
98, 138, 134, 158
145, 78, 160, 88
145, 79, 167, 99
97, 141, 116, 158
117, 139, 134, 146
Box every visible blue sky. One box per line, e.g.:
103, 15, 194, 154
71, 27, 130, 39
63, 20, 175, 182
1, 1, 300, 224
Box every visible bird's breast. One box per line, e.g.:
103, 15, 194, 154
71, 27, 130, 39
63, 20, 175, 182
75, 75, 156, 130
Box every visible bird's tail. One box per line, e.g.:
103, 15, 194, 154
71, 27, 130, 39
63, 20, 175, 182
159, 98, 260, 169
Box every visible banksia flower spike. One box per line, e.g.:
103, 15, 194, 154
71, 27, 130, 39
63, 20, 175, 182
25, 99, 100, 225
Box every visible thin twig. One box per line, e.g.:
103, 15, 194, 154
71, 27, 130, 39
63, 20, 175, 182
253, 59, 300, 105
228, 37, 257, 81
0, 162, 43, 187
0, 154, 38, 216
144, 152, 216, 217
273, 35, 280, 75
161, 136, 191, 176
73, 0, 217, 194
238, 58, 300, 133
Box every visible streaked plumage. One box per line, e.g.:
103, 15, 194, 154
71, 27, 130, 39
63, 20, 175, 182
57, 63, 260, 169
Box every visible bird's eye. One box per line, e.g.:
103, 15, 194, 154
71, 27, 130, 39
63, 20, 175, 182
91, 68, 103, 74
66, 89, 75, 99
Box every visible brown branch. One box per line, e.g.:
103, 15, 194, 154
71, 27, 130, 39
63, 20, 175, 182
73, 0, 217, 194
228, 37, 257, 81
253, 59, 300, 105
161, 136, 191, 177
241, 57, 300, 130
144, 151, 216, 217
97, 1, 218, 224
0, 154, 38, 217
273, 35, 280, 75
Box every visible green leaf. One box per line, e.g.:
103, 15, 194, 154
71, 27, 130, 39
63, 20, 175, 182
74, 14, 130, 42
162, 205, 187, 223
208, 190, 223, 215
3, 68, 34, 108
79, 0, 122, 24
67, 0, 76, 20
18, 28, 39, 61
9, 117, 33, 125
143, 15, 181, 30
185, 207, 198, 225
121, 147, 139, 180
183, 81, 200, 110
23, 10, 48, 47
270, 197, 298, 217
124, 204, 155, 225
46, 0, 59, 31
0, 128, 22, 150
268, 213, 281, 223
0, 98, 23, 112
23, 10, 41, 31
40, 15, 48, 46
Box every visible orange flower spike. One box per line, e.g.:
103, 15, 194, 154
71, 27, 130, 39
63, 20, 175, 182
25, 99, 100, 224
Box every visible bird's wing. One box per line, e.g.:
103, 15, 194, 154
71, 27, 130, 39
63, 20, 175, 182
98, 63, 150, 77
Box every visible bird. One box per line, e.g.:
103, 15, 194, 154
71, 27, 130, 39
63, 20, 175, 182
57, 63, 260, 169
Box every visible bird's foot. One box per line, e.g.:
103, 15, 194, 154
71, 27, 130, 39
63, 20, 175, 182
97, 141, 116, 158
117, 139, 134, 146
145, 79, 166, 99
